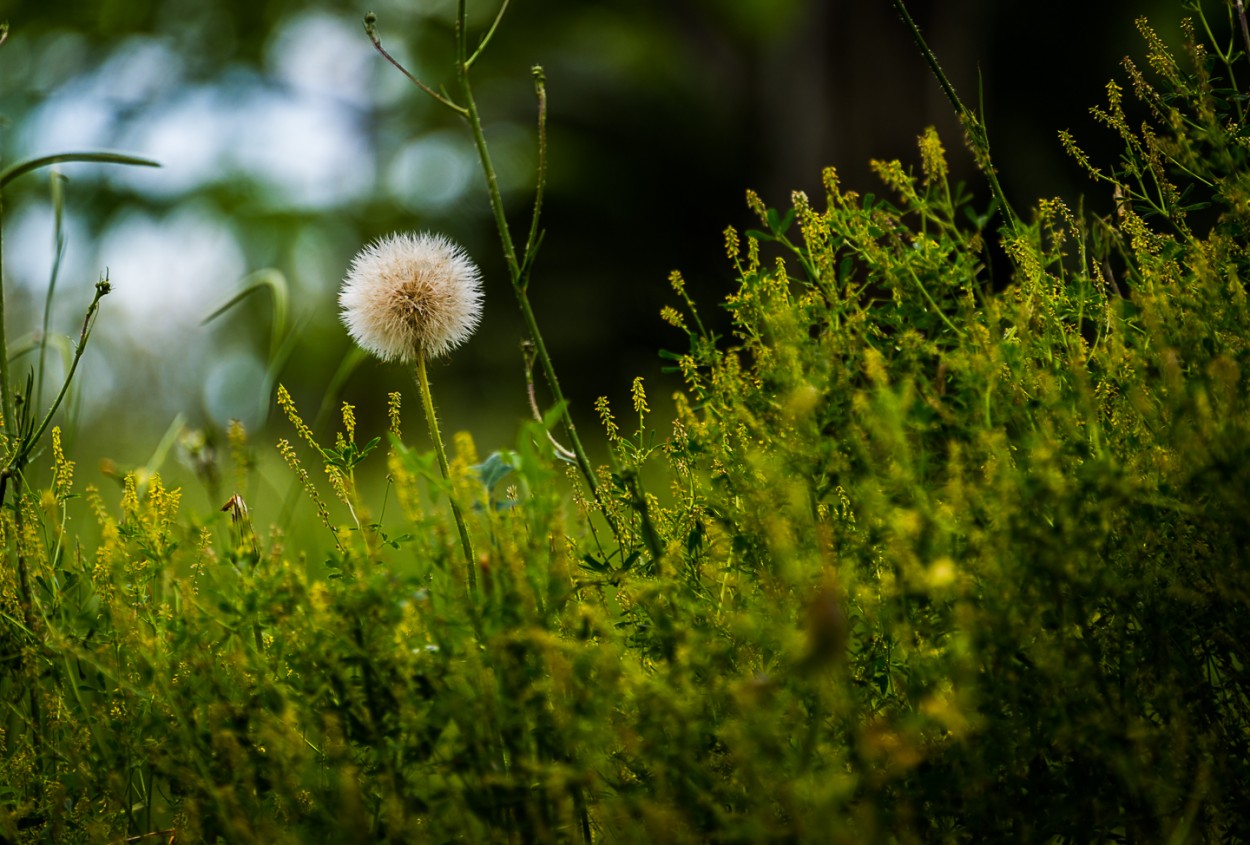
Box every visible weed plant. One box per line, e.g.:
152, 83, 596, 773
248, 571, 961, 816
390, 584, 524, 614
2, 3, 1250, 843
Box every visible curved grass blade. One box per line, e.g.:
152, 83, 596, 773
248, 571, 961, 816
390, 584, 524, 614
202, 268, 291, 362
0, 151, 160, 189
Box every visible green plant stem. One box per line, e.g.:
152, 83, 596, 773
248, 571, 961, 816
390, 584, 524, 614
0, 189, 13, 446
364, 16, 466, 116
1238, 0, 1250, 63
37, 171, 68, 410
18, 278, 107, 466
466, 0, 511, 70
11, 473, 45, 773
521, 67, 548, 282
621, 467, 663, 567
0, 276, 109, 519
906, 266, 964, 337
367, 11, 625, 547
454, 37, 622, 543
0, 149, 155, 507
415, 354, 477, 593
890, 0, 1020, 233
0, 164, 35, 779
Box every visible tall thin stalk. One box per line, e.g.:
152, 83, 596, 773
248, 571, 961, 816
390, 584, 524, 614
365, 11, 624, 546
891, 0, 1020, 234
0, 189, 14, 449
0, 28, 157, 783
0, 276, 110, 507
37, 171, 68, 408
1238, 0, 1250, 62
0, 149, 157, 509
415, 354, 477, 592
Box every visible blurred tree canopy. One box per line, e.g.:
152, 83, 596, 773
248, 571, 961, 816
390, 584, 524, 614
0, 0, 1176, 468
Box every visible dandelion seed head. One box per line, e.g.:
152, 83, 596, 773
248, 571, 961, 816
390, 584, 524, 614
339, 231, 483, 362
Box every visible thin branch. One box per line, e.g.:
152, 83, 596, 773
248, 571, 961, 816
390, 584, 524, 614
117, 827, 177, 844
37, 171, 68, 410
364, 14, 468, 116
467, 0, 512, 70
521, 66, 548, 289
0, 188, 12, 452
456, 0, 469, 68
15, 274, 110, 469
454, 42, 625, 550
522, 340, 576, 461
890, 0, 1020, 232
892, 0, 962, 122
1237, 0, 1250, 67
0, 151, 155, 473
363, 1, 628, 552
461, 80, 521, 278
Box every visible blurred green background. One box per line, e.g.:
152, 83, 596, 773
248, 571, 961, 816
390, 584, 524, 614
0, 0, 1181, 514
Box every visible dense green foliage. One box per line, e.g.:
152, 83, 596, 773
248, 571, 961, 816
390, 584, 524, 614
2, 6, 1250, 843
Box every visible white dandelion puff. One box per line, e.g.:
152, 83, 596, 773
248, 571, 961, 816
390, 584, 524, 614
337, 231, 480, 586
339, 231, 484, 362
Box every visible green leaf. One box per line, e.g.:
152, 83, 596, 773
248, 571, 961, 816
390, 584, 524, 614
838, 256, 855, 285
389, 433, 440, 480
357, 436, 382, 462
201, 269, 288, 329
382, 531, 415, 550
473, 450, 517, 493
541, 400, 568, 431
580, 554, 610, 573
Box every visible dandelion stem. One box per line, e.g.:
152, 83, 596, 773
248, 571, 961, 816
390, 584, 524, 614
414, 354, 477, 592
369, 9, 624, 547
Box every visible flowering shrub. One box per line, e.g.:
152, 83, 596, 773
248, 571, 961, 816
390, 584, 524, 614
2, 5, 1249, 844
